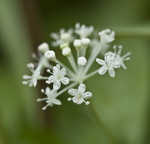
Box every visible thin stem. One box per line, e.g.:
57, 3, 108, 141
82, 42, 107, 76
89, 103, 116, 144
56, 82, 77, 97
83, 69, 99, 81
80, 47, 86, 57
38, 76, 48, 80
67, 53, 78, 72
76, 48, 79, 58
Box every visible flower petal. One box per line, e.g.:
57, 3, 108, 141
121, 63, 127, 70
61, 77, 69, 85
61, 67, 66, 76
53, 64, 60, 73
78, 83, 86, 93
45, 87, 50, 93
72, 97, 84, 104
23, 75, 31, 79
98, 66, 107, 75
52, 99, 62, 105
68, 89, 77, 96
96, 58, 105, 65
108, 68, 115, 78
83, 92, 92, 99
47, 75, 55, 84
53, 81, 61, 90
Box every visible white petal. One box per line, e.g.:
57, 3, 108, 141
98, 66, 107, 75
45, 87, 51, 95
47, 75, 55, 83
78, 83, 86, 93
56, 64, 61, 69
32, 79, 37, 87
96, 58, 105, 65
42, 104, 49, 110
52, 99, 62, 105
68, 89, 77, 96
61, 77, 69, 85
108, 68, 115, 78
72, 97, 84, 104
51, 32, 59, 40
53, 81, 61, 90
83, 92, 92, 99
53, 65, 60, 73
61, 67, 66, 75
23, 75, 31, 79
121, 63, 127, 70
22, 81, 28, 85
37, 97, 47, 102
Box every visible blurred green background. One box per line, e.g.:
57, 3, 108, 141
0, 0, 150, 143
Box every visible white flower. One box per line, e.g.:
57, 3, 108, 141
98, 29, 115, 44
73, 38, 90, 48
78, 56, 87, 66
75, 23, 94, 38
81, 38, 90, 46
73, 39, 82, 48
68, 83, 92, 105
46, 64, 70, 90
22, 56, 49, 87
62, 47, 71, 56
51, 29, 73, 47
38, 42, 49, 53
44, 50, 55, 59
96, 46, 130, 77
37, 87, 61, 110
96, 52, 117, 78
22, 69, 41, 87
23, 23, 131, 110
112, 45, 131, 69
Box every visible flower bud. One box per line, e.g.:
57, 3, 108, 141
98, 29, 115, 44
81, 38, 90, 46
62, 47, 71, 56
78, 56, 87, 66
73, 39, 82, 48
27, 63, 34, 69
45, 50, 55, 59
38, 42, 49, 53
61, 33, 71, 42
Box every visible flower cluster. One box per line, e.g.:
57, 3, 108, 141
22, 23, 130, 110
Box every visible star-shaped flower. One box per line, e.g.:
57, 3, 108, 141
99, 29, 115, 44
96, 52, 117, 78
68, 83, 92, 105
96, 46, 130, 78
37, 87, 61, 110
112, 45, 131, 70
46, 64, 70, 90
75, 23, 94, 38
50, 29, 73, 47
22, 63, 41, 87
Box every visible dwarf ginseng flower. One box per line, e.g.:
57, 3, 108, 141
22, 23, 130, 110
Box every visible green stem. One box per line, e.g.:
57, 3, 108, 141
56, 82, 77, 97
67, 53, 78, 73
83, 69, 99, 80
116, 27, 150, 39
